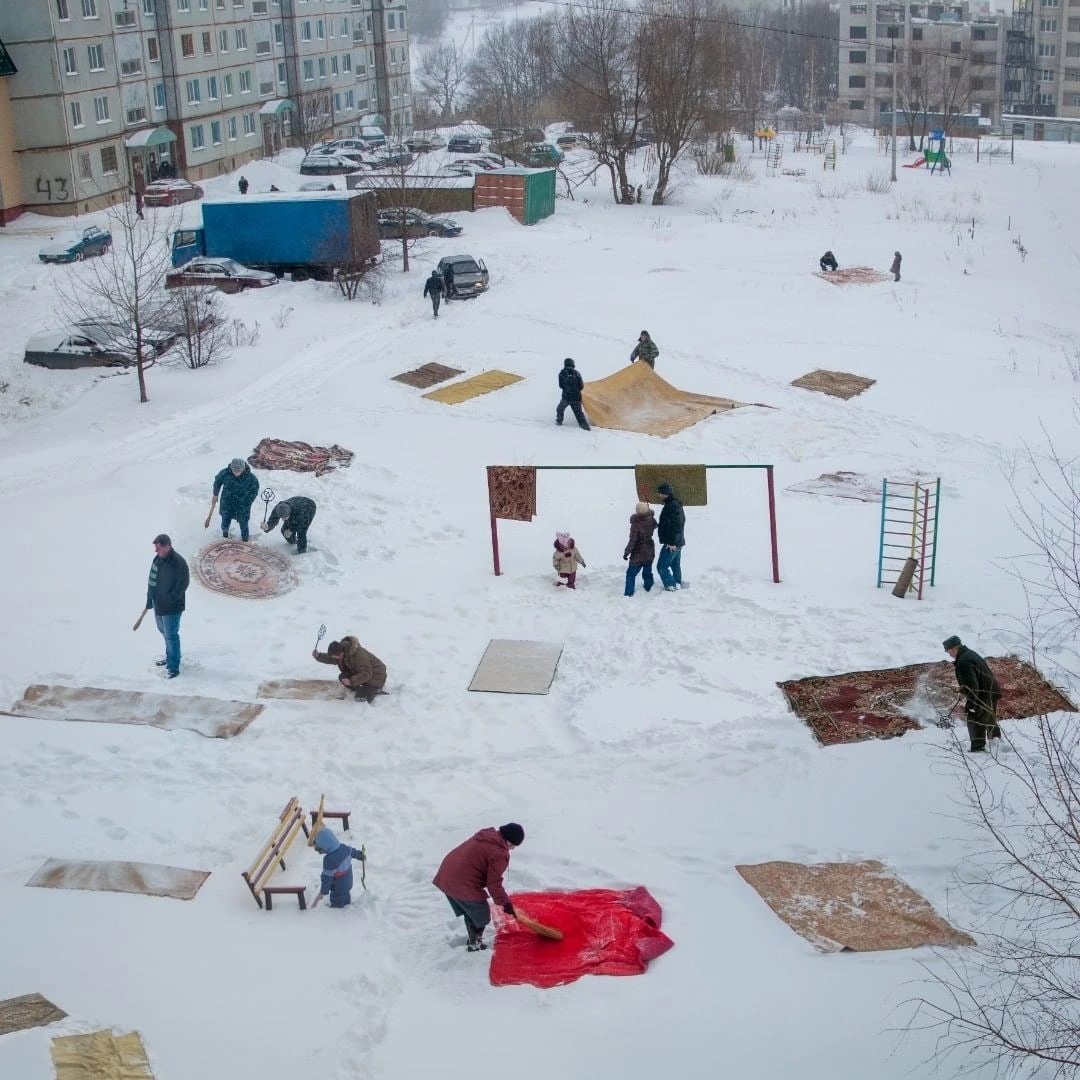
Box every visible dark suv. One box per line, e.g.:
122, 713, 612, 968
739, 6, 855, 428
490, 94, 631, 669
447, 134, 483, 154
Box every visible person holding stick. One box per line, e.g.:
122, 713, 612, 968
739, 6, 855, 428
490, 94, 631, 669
207, 457, 259, 541
144, 534, 189, 678
262, 496, 316, 554
312, 636, 387, 702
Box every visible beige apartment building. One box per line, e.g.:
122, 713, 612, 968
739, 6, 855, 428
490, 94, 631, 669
0, 37, 20, 223
0, 0, 411, 219
838, 1, 1007, 130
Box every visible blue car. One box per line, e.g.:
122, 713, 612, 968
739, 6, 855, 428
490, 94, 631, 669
38, 225, 112, 264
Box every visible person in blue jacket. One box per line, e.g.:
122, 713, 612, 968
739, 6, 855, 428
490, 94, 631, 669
311, 827, 366, 908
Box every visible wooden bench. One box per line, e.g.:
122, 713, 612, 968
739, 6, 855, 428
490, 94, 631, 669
309, 809, 351, 831
241, 797, 311, 911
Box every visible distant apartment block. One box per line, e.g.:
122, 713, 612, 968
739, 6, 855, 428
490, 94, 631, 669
838, 2, 1006, 131
0, 0, 411, 219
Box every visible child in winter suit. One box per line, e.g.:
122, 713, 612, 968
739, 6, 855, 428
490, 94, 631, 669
312, 827, 366, 908
552, 531, 586, 589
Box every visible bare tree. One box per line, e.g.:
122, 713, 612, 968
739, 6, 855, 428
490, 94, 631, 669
296, 89, 335, 153
418, 42, 467, 119
552, 0, 645, 205
467, 18, 558, 134
637, 0, 714, 205
56, 197, 175, 403
165, 285, 229, 370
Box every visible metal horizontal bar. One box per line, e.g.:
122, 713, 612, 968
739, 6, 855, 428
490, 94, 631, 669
519, 464, 774, 471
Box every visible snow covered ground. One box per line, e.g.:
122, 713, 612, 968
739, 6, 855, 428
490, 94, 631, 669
1, 131, 1079, 1079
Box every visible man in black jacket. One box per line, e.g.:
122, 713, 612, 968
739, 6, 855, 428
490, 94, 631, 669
262, 496, 317, 554
944, 635, 1002, 752
147, 534, 189, 678
210, 457, 259, 541
556, 358, 590, 431
656, 482, 685, 591
423, 269, 445, 318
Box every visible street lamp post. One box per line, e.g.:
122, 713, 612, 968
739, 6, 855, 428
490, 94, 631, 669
890, 43, 898, 182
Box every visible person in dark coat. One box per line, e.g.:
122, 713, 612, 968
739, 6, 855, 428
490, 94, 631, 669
623, 501, 658, 596
311, 827, 366, 908
423, 269, 445, 318
433, 823, 524, 952
629, 330, 659, 369
238, 175, 249, 195
944, 635, 1002, 752
313, 635, 387, 702
556, 358, 590, 430
146, 533, 189, 678
890, 250, 902, 282
655, 482, 685, 591
211, 457, 259, 541
819, 251, 838, 272
261, 496, 316, 554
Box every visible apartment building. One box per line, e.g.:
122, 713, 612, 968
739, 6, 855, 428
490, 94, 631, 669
0, 37, 20, 223
0, 0, 411, 219
1027, 0, 1080, 117
838, 1, 1007, 130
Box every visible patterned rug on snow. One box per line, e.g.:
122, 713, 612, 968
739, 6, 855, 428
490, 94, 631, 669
392, 362, 464, 388
195, 539, 298, 599
790, 369, 876, 400
778, 655, 1076, 747
247, 438, 354, 475
814, 266, 892, 286
0, 993, 67, 1037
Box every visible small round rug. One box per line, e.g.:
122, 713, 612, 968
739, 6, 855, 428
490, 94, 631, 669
194, 539, 298, 600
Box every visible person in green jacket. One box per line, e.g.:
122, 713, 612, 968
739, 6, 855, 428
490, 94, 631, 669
630, 330, 659, 369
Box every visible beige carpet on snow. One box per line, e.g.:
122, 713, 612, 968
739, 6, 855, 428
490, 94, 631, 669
736, 859, 975, 952
51, 1030, 155, 1080
468, 640, 564, 695
257, 679, 347, 701
27, 859, 210, 901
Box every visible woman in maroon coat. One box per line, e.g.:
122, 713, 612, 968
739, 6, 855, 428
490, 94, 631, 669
623, 500, 658, 596
433, 823, 525, 952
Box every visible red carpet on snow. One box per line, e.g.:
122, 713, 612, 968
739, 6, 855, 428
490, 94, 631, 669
490, 887, 675, 988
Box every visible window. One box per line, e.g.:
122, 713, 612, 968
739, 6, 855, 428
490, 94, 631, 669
153, 83, 166, 109
1039, 42, 1057, 55
93, 94, 110, 122
253, 0, 268, 10
398, 10, 405, 30
1041, 17, 1058, 29
1044, 0, 1061, 6
318, 57, 327, 77
181, 33, 194, 57
70, 101, 83, 127
207, 75, 218, 98
386, 11, 395, 29
334, 92, 341, 111
274, 22, 284, 44
329, 15, 335, 36
1070, 16, 1080, 28
367, 47, 374, 68
239, 69, 251, 92
224, 73, 233, 95
178, 0, 190, 8
81, 0, 97, 15
186, 79, 201, 103
148, 37, 159, 62
235, 27, 247, 49
317, 18, 324, 38
876, 47, 895, 62
849, 49, 866, 62
1067, 67, 1080, 79
331, 55, 338, 75
345, 89, 354, 108
228, 115, 238, 139
849, 25, 867, 38
234, 0, 244, 6
126, 105, 147, 124
912, 26, 923, 39
878, 99, 890, 113
1040, 67, 1057, 80
342, 53, 351, 73
143, 0, 154, 13
78, 152, 92, 181
912, 49, 922, 64
910, 75, 921, 88
356, 53, 366, 74
243, 111, 256, 135
389, 46, 397, 65
875, 72, 893, 88
120, 58, 142, 76
1069, 92, 1080, 105
257, 38, 271, 55
278, 61, 287, 83
365, 13, 372, 32
202, 31, 212, 54
950, 40, 961, 53
259, 79, 273, 94
302, 20, 311, 40
1039, 91, 1055, 104
62, 47, 77, 75
115, 7, 136, 25
200, 0, 208, 7
191, 124, 205, 149
340, 17, 349, 35
303, 59, 314, 80
216, 0, 224, 7
973, 27, 997, 40
56, 0, 70, 18
100, 145, 118, 173
848, 74, 866, 87
1068, 42, 1080, 56
87, 44, 105, 70
219, 31, 228, 52
211, 119, 222, 144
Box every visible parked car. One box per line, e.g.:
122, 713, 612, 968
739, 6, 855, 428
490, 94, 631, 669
523, 143, 565, 166
439, 159, 500, 177
359, 125, 387, 147
377, 207, 463, 239
73, 317, 176, 356
318, 138, 370, 154
438, 254, 489, 299
556, 133, 589, 150
447, 134, 483, 154
299, 180, 338, 191
299, 153, 361, 176
405, 132, 446, 153
38, 225, 112, 264
22, 321, 163, 369
165, 256, 278, 293
373, 144, 414, 167
143, 179, 204, 207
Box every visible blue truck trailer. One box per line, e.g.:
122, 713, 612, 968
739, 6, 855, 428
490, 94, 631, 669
171, 190, 379, 280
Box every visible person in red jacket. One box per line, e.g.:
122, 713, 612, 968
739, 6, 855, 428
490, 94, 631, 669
433, 823, 525, 952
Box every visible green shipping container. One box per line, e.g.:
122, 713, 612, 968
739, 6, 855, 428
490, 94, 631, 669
473, 168, 556, 226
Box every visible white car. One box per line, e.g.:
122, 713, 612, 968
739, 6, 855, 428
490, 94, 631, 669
299, 153, 361, 176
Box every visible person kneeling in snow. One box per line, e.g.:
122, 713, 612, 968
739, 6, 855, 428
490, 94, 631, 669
313, 636, 387, 702
261, 496, 317, 554
819, 250, 838, 273
553, 532, 586, 589
433, 823, 525, 952
311, 827, 366, 908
